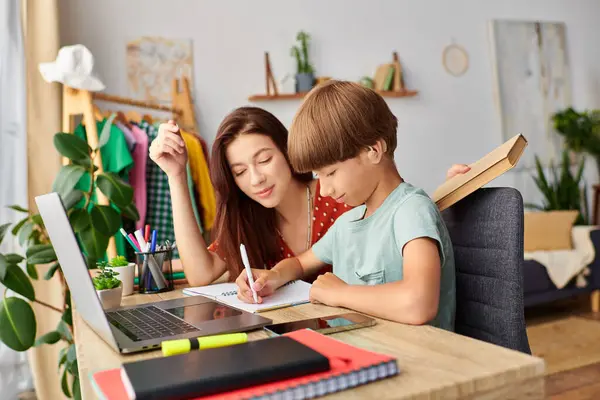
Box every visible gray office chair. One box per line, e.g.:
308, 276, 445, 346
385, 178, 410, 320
442, 187, 532, 354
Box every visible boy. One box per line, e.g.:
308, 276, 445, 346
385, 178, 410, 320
236, 80, 455, 331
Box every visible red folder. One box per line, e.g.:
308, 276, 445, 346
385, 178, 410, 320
91, 329, 399, 400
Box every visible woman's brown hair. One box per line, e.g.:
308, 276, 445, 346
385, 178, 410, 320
209, 107, 313, 280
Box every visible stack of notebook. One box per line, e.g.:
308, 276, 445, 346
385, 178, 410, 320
91, 329, 399, 399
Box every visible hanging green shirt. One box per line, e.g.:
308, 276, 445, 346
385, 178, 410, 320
74, 119, 134, 259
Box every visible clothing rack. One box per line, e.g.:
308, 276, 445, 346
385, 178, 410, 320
61, 78, 198, 258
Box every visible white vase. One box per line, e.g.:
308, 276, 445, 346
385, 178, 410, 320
96, 285, 122, 309
109, 263, 135, 296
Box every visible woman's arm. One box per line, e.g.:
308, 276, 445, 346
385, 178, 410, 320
150, 121, 227, 286
169, 174, 227, 286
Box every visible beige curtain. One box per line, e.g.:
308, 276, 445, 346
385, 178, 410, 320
21, 0, 64, 399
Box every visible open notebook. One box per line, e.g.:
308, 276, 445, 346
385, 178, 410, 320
183, 280, 312, 313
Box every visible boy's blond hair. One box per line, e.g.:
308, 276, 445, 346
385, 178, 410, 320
288, 80, 398, 173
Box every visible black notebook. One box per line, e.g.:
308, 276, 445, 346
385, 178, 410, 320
120, 336, 330, 400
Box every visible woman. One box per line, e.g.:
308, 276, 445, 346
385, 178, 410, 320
149, 107, 469, 286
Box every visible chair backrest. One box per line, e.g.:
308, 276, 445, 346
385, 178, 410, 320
441, 187, 532, 354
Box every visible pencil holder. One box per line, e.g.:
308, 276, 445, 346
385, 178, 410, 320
135, 249, 174, 294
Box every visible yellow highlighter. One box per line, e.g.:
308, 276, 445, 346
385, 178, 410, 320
161, 333, 248, 357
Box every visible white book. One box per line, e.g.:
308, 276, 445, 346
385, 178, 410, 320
182, 280, 312, 313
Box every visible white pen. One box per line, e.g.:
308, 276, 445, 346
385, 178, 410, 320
240, 243, 258, 303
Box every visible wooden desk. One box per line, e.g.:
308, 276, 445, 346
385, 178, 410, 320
74, 287, 546, 399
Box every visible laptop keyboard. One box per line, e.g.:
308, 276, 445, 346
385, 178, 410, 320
106, 305, 200, 342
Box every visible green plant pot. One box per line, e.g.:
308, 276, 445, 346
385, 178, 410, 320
295, 72, 315, 93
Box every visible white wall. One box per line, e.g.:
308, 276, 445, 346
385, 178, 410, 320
58, 0, 600, 207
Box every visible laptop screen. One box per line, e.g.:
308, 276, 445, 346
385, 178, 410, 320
35, 192, 120, 352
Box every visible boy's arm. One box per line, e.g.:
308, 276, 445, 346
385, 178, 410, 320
313, 237, 441, 324
311, 196, 445, 325
270, 249, 328, 286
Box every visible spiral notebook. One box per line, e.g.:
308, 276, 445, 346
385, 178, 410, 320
91, 329, 399, 400
182, 280, 312, 313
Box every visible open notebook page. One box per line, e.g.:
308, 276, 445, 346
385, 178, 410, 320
183, 280, 312, 313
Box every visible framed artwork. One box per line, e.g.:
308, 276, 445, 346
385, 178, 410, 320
489, 20, 571, 169
126, 37, 194, 104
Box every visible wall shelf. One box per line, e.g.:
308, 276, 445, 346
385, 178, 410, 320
248, 89, 418, 102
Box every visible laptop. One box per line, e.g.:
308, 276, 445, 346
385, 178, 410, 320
36, 192, 272, 354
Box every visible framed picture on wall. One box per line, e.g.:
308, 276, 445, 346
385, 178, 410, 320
488, 19, 571, 170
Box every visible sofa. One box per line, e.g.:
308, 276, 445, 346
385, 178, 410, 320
523, 228, 600, 310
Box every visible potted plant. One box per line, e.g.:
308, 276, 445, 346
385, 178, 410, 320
92, 263, 122, 309
552, 107, 600, 176
290, 31, 315, 93
103, 255, 135, 296
524, 149, 589, 251
0, 118, 139, 399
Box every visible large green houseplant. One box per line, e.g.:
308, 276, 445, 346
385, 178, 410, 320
526, 149, 589, 225
0, 117, 138, 399
552, 107, 600, 176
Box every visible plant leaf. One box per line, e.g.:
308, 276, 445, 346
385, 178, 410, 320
61, 366, 72, 398
26, 264, 38, 280
34, 331, 62, 346
7, 205, 29, 213
62, 306, 72, 326
58, 347, 68, 368
69, 209, 91, 233
31, 214, 44, 227
0, 255, 7, 281
98, 113, 116, 148
90, 205, 121, 237
5, 254, 24, 264
67, 343, 77, 364
120, 203, 140, 222
10, 217, 28, 236
96, 173, 133, 207
2, 264, 36, 301
26, 244, 57, 265
72, 376, 81, 400
54, 133, 91, 162
0, 223, 10, 246
80, 226, 109, 259
57, 320, 73, 342
61, 190, 84, 210
52, 165, 87, 197
18, 221, 34, 248
0, 297, 36, 351
44, 262, 61, 280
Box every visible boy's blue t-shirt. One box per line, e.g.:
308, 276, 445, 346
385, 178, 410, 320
311, 181, 456, 331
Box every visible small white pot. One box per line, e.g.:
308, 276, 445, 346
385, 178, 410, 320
109, 263, 135, 296
96, 285, 122, 309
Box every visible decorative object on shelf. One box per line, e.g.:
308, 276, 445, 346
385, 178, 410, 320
442, 40, 469, 77
290, 31, 315, 93
248, 50, 418, 101
315, 76, 332, 86
372, 52, 408, 92
264, 52, 278, 96
359, 76, 374, 89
